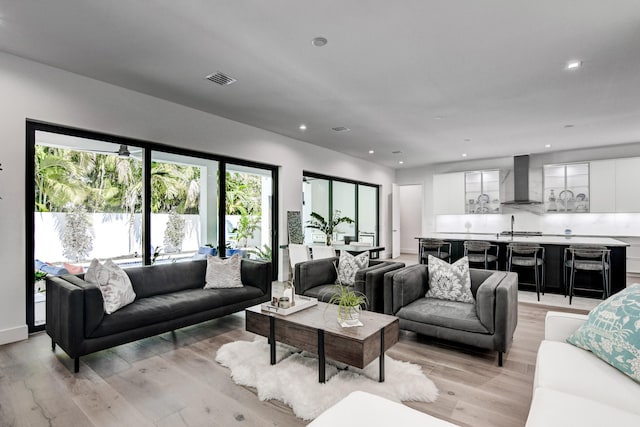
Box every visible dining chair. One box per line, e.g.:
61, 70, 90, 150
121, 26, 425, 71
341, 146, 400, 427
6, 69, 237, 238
312, 246, 337, 260
288, 244, 310, 281
464, 240, 499, 270
564, 245, 610, 304
418, 239, 451, 264
507, 242, 545, 301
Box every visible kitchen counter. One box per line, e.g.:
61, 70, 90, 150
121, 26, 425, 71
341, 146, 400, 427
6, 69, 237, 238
415, 233, 628, 297
416, 233, 629, 247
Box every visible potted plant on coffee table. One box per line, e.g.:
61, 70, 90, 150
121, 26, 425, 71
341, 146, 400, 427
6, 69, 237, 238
327, 283, 368, 327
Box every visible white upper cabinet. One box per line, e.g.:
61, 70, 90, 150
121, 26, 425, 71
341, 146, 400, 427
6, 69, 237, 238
464, 170, 501, 214
614, 157, 640, 212
589, 157, 640, 213
543, 163, 589, 213
590, 160, 616, 213
433, 172, 465, 214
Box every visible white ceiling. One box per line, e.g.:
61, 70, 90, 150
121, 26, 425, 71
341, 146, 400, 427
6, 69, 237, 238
2, 0, 640, 168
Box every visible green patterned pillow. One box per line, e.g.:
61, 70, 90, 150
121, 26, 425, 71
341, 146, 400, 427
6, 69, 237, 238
566, 283, 640, 382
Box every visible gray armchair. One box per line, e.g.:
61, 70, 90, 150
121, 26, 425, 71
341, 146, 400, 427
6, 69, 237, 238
383, 264, 518, 366
294, 257, 405, 312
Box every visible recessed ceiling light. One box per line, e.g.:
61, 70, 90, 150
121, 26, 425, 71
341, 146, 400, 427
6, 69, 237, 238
311, 37, 328, 47
398, 161, 404, 165
462, 153, 468, 157
545, 144, 552, 148
299, 124, 307, 131
433, 116, 443, 120
564, 124, 574, 128
565, 60, 583, 70
368, 150, 375, 154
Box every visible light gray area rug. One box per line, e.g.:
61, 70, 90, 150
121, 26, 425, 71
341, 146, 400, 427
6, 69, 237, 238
215, 338, 438, 420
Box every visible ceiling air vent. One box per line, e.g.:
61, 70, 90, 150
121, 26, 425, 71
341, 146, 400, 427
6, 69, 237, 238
332, 126, 350, 132
205, 71, 237, 86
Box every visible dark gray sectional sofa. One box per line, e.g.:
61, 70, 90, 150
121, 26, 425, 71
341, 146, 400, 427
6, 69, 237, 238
46, 258, 271, 372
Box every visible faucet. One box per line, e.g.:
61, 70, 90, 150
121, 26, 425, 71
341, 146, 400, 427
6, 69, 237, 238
510, 215, 515, 238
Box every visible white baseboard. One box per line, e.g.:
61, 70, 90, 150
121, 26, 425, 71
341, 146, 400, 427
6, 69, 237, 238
0, 324, 28, 346
401, 248, 419, 255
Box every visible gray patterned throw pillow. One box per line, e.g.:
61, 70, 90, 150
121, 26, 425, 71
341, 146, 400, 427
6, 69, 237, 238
338, 251, 369, 286
204, 253, 243, 288
426, 255, 474, 303
85, 258, 137, 314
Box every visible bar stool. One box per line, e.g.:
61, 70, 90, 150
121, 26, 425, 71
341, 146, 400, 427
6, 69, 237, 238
564, 245, 610, 305
464, 241, 499, 270
418, 239, 451, 264
507, 242, 545, 301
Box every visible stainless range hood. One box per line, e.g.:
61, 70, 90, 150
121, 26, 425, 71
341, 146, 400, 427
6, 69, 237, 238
502, 155, 542, 205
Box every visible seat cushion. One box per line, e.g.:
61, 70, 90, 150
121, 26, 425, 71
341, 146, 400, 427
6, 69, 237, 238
89, 286, 263, 338
467, 254, 498, 264
304, 284, 342, 303
511, 256, 543, 267
526, 388, 640, 427
534, 340, 640, 415
397, 297, 488, 334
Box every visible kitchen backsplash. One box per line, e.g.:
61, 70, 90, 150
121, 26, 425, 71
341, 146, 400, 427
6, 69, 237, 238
435, 212, 640, 237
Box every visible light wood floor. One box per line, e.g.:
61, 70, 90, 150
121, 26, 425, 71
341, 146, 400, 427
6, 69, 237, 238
0, 302, 587, 427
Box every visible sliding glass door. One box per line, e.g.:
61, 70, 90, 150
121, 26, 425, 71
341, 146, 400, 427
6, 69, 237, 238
302, 172, 379, 245
27, 122, 278, 332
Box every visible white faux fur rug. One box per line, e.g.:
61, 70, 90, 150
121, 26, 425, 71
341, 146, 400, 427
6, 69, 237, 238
215, 338, 438, 420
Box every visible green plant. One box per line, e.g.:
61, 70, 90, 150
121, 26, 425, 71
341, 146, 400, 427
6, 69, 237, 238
234, 212, 260, 247
327, 283, 368, 323
248, 244, 272, 261
306, 210, 354, 245
34, 271, 48, 282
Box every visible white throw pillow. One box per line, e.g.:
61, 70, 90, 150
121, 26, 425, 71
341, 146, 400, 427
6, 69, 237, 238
426, 255, 474, 303
85, 258, 136, 314
338, 251, 369, 286
204, 253, 243, 289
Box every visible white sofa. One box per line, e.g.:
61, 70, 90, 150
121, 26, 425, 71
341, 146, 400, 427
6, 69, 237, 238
526, 311, 640, 427
307, 391, 459, 427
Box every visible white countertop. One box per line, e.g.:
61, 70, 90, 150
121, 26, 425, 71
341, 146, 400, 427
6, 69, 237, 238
416, 233, 629, 246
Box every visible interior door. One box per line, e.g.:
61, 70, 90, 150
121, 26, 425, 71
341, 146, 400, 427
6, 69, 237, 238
392, 184, 401, 258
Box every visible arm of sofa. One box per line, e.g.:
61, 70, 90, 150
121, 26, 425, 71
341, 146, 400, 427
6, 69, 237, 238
544, 311, 588, 342
493, 272, 519, 353
473, 270, 507, 333
45, 276, 91, 358
294, 257, 339, 295
383, 264, 428, 315
240, 259, 272, 296
354, 261, 405, 313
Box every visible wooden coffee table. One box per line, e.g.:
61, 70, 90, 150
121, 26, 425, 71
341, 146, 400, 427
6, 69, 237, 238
245, 301, 399, 383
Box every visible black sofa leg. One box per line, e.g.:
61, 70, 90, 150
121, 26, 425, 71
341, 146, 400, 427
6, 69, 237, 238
498, 352, 503, 367
74, 357, 80, 373
51, 339, 56, 352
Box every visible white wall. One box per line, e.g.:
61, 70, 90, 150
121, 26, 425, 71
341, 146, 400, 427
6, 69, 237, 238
398, 185, 423, 253
0, 51, 395, 345
396, 145, 640, 238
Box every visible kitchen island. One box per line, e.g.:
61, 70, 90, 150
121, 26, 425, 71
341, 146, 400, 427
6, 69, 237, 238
416, 233, 629, 297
